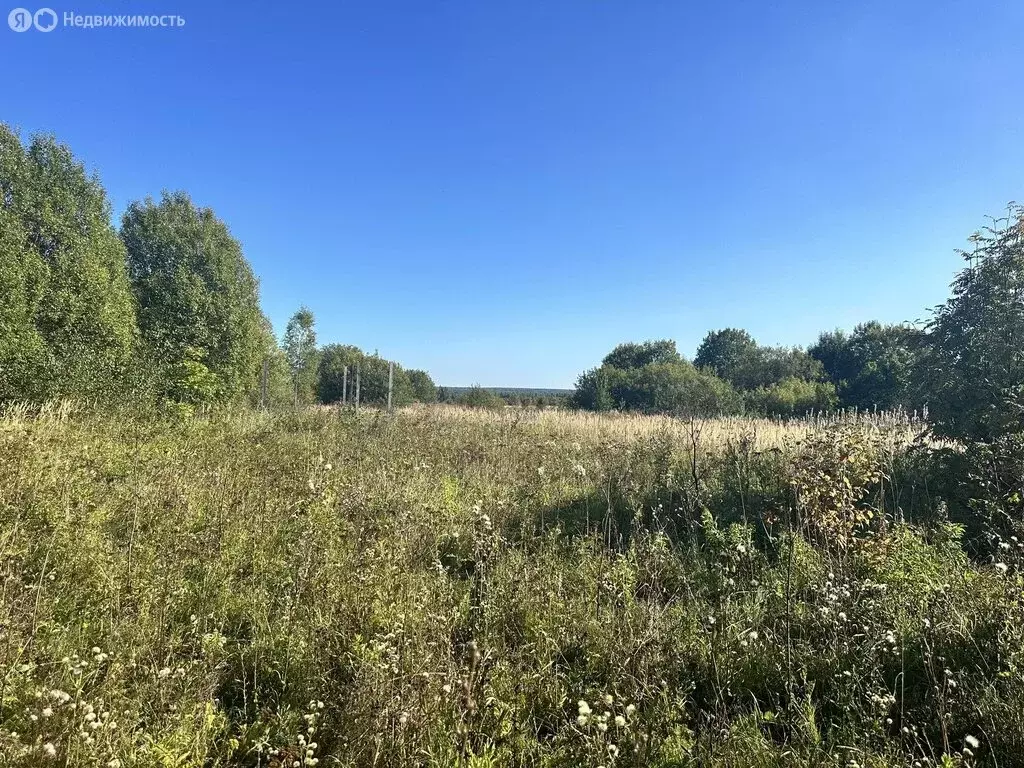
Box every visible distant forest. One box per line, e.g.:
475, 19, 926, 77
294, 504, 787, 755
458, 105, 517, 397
569, 323, 920, 418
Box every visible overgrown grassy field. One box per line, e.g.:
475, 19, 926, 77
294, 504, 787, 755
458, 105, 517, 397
1, 404, 1020, 767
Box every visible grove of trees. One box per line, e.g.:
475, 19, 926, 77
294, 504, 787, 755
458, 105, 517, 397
809, 322, 923, 412
571, 204, 1024, 434
316, 341, 433, 408
0, 125, 438, 411
1, 125, 138, 402
571, 341, 742, 415
570, 326, 916, 419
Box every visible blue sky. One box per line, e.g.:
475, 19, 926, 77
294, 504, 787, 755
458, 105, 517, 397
5, 0, 1023, 387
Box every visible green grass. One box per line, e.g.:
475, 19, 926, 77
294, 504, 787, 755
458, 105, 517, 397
0, 404, 1020, 767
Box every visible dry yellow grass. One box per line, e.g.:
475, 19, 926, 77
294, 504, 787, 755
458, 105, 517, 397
403, 403, 929, 451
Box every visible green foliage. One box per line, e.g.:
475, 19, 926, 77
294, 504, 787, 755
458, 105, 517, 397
316, 343, 362, 404
755, 345, 824, 388
575, 340, 745, 416
788, 424, 886, 546
1, 407, 1019, 767
458, 384, 506, 409
601, 339, 681, 369
694, 327, 759, 385
579, 324, 922, 419
356, 354, 414, 407
166, 345, 224, 405
443, 387, 572, 408
247, 317, 293, 408
744, 376, 838, 416
573, 360, 742, 415
121, 191, 265, 405
695, 329, 824, 391
316, 344, 416, 406
0, 125, 138, 402
811, 322, 923, 411
920, 206, 1024, 442
570, 366, 609, 411
407, 369, 438, 402
282, 306, 318, 405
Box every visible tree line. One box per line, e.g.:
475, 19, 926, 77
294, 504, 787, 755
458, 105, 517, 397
0, 125, 436, 410
572, 204, 1024, 443
570, 324, 928, 419
436, 386, 569, 409
278, 309, 438, 408
5, 123, 1023, 440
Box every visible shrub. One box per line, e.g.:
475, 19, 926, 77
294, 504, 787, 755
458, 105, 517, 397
572, 361, 741, 415
745, 377, 838, 417
459, 385, 505, 409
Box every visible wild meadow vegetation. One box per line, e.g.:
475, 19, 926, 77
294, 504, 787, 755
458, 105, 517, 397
2, 403, 1023, 768
5, 126, 1024, 767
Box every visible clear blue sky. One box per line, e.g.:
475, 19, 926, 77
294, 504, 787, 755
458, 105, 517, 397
6, 0, 1023, 387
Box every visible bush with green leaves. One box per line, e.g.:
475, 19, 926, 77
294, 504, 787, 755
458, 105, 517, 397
316, 343, 363, 404
407, 369, 438, 403
248, 318, 294, 408
572, 355, 741, 416
744, 376, 838, 417
601, 339, 682, 369
576, 336, 832, 417
458, 384, 506, 409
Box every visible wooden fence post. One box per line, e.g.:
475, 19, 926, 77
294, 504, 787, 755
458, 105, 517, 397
387, 361, 394, 413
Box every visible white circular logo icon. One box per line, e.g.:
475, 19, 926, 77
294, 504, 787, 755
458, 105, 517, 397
33, 7, 57, 31
8, 7, 32, 31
